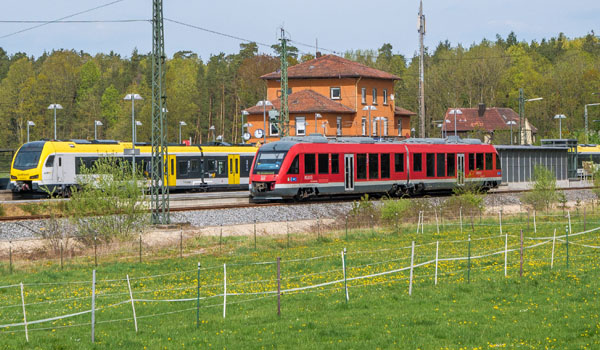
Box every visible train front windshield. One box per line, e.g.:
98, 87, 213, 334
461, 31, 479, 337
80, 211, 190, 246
13, 141, 45, 170
253, 151, 287, 174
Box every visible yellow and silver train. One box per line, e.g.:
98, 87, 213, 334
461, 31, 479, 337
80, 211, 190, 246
10, 139, 258, 196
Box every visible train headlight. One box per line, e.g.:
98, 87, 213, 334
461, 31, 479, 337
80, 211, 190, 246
30, 174, 39, 179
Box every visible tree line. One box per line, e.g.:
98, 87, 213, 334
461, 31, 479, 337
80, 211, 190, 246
0, 31, 599, 149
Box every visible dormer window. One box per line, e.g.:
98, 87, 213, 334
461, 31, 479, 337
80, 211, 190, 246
330, 87, 341, 100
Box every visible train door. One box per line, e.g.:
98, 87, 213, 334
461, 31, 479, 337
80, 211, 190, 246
167, 155, 177, 187
344, 154, 354, 191
228, 154, 240, 185
457, 153, 465, 185
56, 156, 63, 183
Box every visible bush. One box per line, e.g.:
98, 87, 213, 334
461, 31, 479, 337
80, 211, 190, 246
442, 184, 484, 218
349, 194, 379, 227
380, 198, 412, 224
522, 165, 558, 212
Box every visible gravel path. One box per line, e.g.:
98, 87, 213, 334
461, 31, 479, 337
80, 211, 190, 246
1, 189, 597, 242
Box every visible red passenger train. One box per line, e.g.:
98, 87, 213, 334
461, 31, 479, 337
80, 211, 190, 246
249, 135, 501, 201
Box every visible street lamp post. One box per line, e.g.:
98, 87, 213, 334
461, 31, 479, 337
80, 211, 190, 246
449, 109, 463, 138
256, 100, 272, 143
123, 93, 143, 175
518, 88, 543, 145
584, 103, 600, 144
178, 121, 187, 144
94, 120, 103, 140
241, 110, 249, 143
506, 120, 516, 145
362, 106, 377, 137
209, 125, 216, 142
314, 113, 322, 133
47, 104, 63, 140
26, 121, 35, 143
554, 114, 567, 139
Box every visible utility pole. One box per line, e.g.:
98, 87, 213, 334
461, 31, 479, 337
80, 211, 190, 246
279, 28, 290, 137
151, 0, 169, 224
518, 88, 524, 145
418, 0, 426, 138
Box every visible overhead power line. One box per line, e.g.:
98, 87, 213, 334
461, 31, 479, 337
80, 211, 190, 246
0, 20, 148, 24
0, 0, 126, 40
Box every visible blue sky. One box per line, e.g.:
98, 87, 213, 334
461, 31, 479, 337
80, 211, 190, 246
0, 0, 598, 60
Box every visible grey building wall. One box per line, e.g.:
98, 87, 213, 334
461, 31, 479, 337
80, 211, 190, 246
495, 146, 568, 183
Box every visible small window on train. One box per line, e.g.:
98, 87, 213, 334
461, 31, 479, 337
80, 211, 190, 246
58, 157, 62, 167
45, 155, 54, 168
437, 153, 445, 177
171, 159, 175, 176
394, 153, 404, 172
369, 154, 379, 179
331, 154, 340, 174
381, 153, 390, 179
447, 153, 455, 177
305, 154, 316, 174
476, 153, 484, 171
468, 153, 475, 171
485, 153, 493, 170
318, 154, 329, 174
413, 153, 422, 172
426, 153, 435, 177
288, 155, 300, 174
190, 160, 199, 172
357, 154, 367, 179
496, 154, 501, 170
178, 161, 188, 175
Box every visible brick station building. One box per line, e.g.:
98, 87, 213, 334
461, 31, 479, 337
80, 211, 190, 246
243, 54, 415, 144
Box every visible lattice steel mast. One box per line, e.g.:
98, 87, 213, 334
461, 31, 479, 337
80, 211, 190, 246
151, 0, 169, 224
279, 28, 290, 137
418, 0, 426, 138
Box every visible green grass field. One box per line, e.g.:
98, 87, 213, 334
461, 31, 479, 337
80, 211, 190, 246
1, 211, 600, 349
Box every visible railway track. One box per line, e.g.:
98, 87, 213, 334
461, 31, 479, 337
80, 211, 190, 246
0, 185, 596, 222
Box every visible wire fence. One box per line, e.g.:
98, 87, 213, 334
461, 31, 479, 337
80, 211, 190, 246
1, 217, 599, 344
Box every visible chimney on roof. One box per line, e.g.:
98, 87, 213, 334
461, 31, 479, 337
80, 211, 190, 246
316, 51, 322, 58
478, 103, 486, 117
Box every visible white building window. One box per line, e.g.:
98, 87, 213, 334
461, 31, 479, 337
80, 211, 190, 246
361, 117, 366, 136
361, 88, 366, 104
372, 120, 377, 136
296, 117, 306, 136
383, 117, 388, 136
383, 89, 388, 105
336, 116, 342, 136
372, 88, 377, 105
330, 87, 341, 100
270, 122, 279, 136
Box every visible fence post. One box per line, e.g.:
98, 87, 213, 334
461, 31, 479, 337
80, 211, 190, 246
91, 269, 96, 343
434, 241, 439, 286
415, 212, 420, 235
565, 225, 569, 269
409, 241, 415, 296
342, 248, 349, 303
435, 209, 439, 235
395, 212, 399, 235
139, 234, 142, 264
277, 257, 281, 316
499, 211, 503, 236
519, 229, 524, 278
533, 210, 537, 234
551, 228, 556, 269
20, 282, 28, 342
180, 229, 183, 258
467, 235, 471, 283
9, 241, 12, 274
223, 263, 227, 319
504, 233, 508, 277
370, 214, 375, 237
345, 215, 349, 240
568, 212, 572, 237
459, 207, 463, 234
196, 262, 200, 328
126, 275, 138, 333
94, 236, 97, 267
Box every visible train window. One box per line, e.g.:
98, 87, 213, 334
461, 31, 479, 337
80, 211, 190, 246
45, 155, 55, 168
476, 153, 484, 171
394, 153, 404, 172
468, 153, 475, 171
288, 155, 300, 174
413, 153, 422, 172
357, 154, 367, 179
437, 154, 445, 177
178, 161, 188, 176
485, 153, 493, 170
447, 153, 455, 177
59, 157, 62, 167
426, 153, 435, 177
381, 154, 390, 179
190, 160, 199, 172
496, 154, 501, 170
305, 154, 316, 174
235, 159, 239, 174
217, 160, 226, 175
369, 154, 379, 179
318, 154, 329, 174
229, 159, 233, 174
331, 154, 340, 174
171, 159, 175, 176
